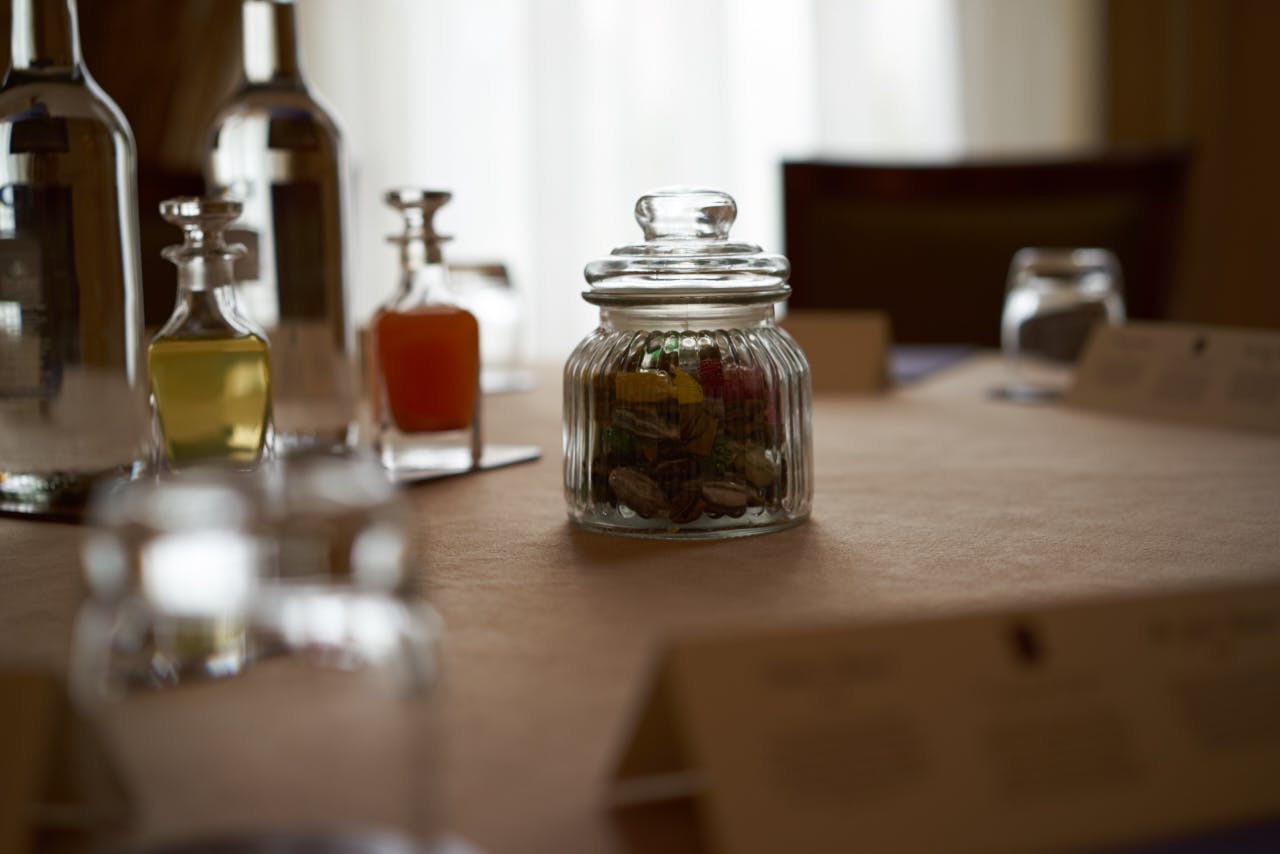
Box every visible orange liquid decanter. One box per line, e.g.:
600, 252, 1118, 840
370, 189, 481, 475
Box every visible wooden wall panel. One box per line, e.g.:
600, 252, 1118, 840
1108, 0, 1280, 330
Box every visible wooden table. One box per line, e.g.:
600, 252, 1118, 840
3, 357, 1279, 853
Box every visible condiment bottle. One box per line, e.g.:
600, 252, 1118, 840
149, 197, 272, 469
565, 188, 813, 538
370, 189, 481, 474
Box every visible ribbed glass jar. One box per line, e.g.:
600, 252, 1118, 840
564, 188, 812, 538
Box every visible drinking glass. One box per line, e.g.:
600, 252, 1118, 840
73, 471, 444, 853
999, 247, 1125, 401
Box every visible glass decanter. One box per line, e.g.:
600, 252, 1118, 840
565, 188, 813, 538
370, 189, 481, 475
149, 197, 272, 470
0, 0, 148, 515
205, 0, 354, 455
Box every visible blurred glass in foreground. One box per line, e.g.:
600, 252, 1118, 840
1000, 247, 1125, 401
261, 451, 410, 593
74, 464, 442, 852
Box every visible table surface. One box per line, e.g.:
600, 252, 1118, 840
3, 356, 1279, 854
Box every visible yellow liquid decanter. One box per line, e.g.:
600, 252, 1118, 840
149, 197, 272, 469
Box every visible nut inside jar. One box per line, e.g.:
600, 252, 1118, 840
584, 334, 789, 528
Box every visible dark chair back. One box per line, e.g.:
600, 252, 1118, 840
782, 151, 1190, 346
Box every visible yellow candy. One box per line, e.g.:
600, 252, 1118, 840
615, 371, 675, 403
672, 369, 704, 405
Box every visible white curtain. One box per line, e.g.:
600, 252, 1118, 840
297, 0, 1102, 361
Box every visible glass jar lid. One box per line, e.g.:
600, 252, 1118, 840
583, 187, 791, 306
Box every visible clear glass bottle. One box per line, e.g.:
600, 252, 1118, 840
205, 0, 354, 455
565, 188, 813, 538
0, 0, 147, 514
370, 189, 481, 475
149, 197, 271, 470
449, 262, 531, 393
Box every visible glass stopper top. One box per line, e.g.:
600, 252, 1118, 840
385, 188, 451, 263
584, 186, 790, 306
160, 197, 246, 267
385, 188, 451, 242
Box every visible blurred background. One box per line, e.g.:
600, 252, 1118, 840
15, 0, 1277, 359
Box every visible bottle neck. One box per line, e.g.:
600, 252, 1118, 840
396, 241, 450, 306
166, 257, 253, 339
242, 0, 304, 87
8, 0, 83, 77
175, 256, 237, 294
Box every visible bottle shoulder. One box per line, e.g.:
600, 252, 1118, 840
208, 84, 343, 138
0, 75, 135, 140
154, 289, 269, 345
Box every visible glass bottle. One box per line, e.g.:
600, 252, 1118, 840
0, 0, 147, 515
149, 197, 271, 470
205, 0, 354, 455
565, 188, 813, 538
371, 189, 481, 474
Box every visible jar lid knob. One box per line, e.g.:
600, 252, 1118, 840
635, 187, 736, 241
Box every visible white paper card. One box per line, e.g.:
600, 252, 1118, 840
1065, 322, 1280, 433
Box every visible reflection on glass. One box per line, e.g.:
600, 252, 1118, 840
448, 263, 532, 394
81, 472, 262, 681
261, 452, 409, 593
1000, 247, 1125, 402
0, 0, 148, 514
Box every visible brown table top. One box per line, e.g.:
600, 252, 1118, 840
3, 356, 1279, 853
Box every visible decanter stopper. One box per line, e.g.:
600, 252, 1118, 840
160, 197, 246, 265
385, 188, 451, 263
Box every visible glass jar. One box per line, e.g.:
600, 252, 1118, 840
564, 188, 813, 539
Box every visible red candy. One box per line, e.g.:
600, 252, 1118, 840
698, 356, 725, 398
723, 364, 765, 404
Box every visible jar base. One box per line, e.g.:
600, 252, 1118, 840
569, 509, 808, 540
